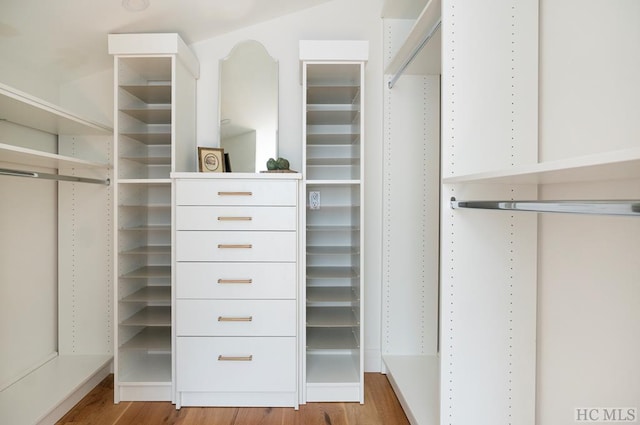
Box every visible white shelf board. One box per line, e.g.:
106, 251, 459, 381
307, 86, 360, 104
121, 306, 171, 327
119, 204, 170, 209
0, 143, 109, 170
306, 353, 359, 383
121, 155, 171, 165
307, 266, 359, 279
121, 286, 171, 304
121, 265, 171, 279
307, 158, 360, 167
307, 134, 360, 145
307, 286, 357, 304
0, 354, 112, 425
121, 132, 172, 145
442, 147, 640, 185
120, 327, 171, 352
117, 178, 172, 184
118, 352, 171, 383
119, 224, 171, 232
307, 110, 359, 125
120, 106, 171, 124
307, 246, 360, 255
0, 83, 112, 135
307, 328, 359, 349
385, 0, 442, 77
307, 307, 359, 327
307, 104, 359, 112
121, 84, 171, 104
383, 354, 439, 425
306, 179, 361, 185
121, 245, 171, 255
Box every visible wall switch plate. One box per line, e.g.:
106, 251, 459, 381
309, 191, 320, 210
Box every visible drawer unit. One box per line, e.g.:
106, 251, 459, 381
176, 179, 297, 206
176, 231, 296, 262
176, 299, 296, 336
176, 206, 297, 231
176, 262, 296, 299
176, 337, 296, 392
174, 175, 300, 408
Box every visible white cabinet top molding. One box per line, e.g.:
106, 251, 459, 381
299, 40, 369, 61
108, 33, 200, 78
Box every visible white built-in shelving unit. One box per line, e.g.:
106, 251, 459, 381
109, 33, 199, 402
0, 82, 113, 425
383, 1, 640, 425
300, 40, 368, 403
381, 0, 441, 423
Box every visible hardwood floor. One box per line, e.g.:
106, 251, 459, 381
56, 373, 410, 425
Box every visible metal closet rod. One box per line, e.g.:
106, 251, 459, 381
388, 18, 442, 89
450, 197, 640, 216
0, 167, 110, 186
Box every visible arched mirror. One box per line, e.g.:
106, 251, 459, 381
219, 40, 278, 172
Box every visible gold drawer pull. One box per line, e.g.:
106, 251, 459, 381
218, 316, 253, 322
217, 216, 253, 221
217, 279, 253, 284
218, 244, 252, 249
218, 191, 253, 196
218, 355, 253, 361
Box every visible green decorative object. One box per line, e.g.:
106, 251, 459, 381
267, 158, 278, 170
276, 157, 290, 170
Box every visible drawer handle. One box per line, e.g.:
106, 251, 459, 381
218, 279, 253, 284
218, 316, 253, 322
218, 191, 253, 196
217, 216, 253, 221
218, 355, 253, 361
218, 244, 252, 249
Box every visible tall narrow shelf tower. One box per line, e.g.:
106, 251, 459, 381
300, 40, 368, 403
109, 33, 199, 402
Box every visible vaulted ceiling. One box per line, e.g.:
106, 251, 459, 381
0, 0, 334, 84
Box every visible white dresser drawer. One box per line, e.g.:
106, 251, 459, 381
176, 206, 296, 231
176, 179, 297, 206
176, 262, 296, 299
176, 337, 296, 392
176, 299, 296, 336
176, 231, 296, 262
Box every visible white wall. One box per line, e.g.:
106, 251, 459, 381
0, 60, 60, 105
191, 0, 385, 370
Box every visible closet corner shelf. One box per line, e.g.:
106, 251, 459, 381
442, 147, 640, 185
382, 354, 439, 425
0, 143, 110, 170
0, 83, 112, 135
0, 354, 112, 425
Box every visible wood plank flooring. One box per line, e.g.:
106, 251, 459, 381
56, 373, 410, 425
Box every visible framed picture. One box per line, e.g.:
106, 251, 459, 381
198, 147, 225, 172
